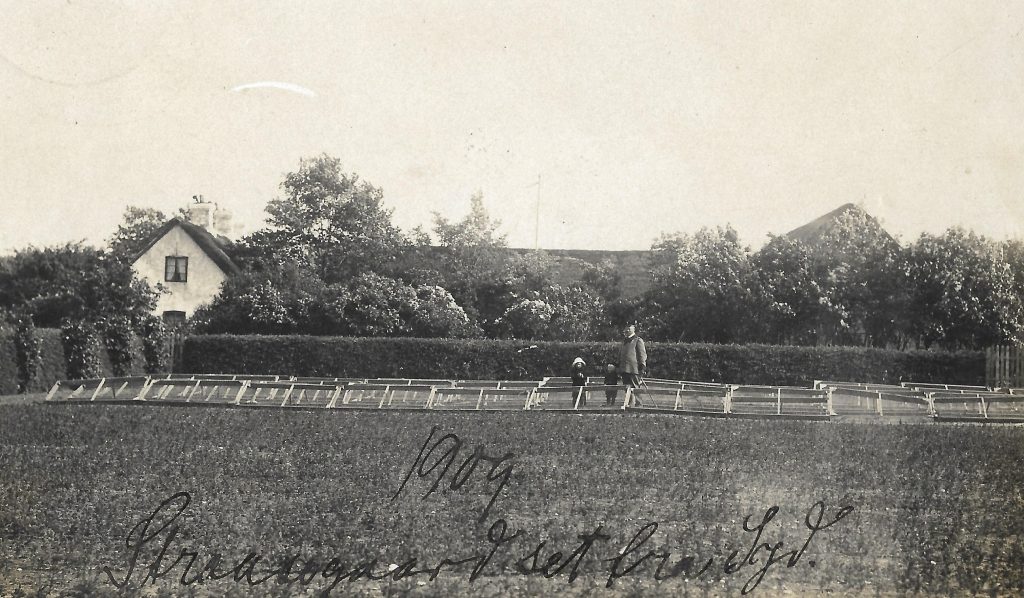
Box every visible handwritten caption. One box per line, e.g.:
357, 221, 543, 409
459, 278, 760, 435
104, 425, 853, 595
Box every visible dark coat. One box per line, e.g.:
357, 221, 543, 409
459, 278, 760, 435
571, 365, 587, 387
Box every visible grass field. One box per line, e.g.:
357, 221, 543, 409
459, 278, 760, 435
1, 402, 1022, 597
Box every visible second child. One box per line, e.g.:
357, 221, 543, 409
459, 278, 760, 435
604, 363, 619, 406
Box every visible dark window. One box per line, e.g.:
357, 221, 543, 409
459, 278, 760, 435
165, 256, 188, 282
162, 311, 187, 327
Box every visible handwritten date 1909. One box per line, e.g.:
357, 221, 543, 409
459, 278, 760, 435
391, 425, 514, 523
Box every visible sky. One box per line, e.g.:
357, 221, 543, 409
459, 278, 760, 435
1, 1, 1022, 253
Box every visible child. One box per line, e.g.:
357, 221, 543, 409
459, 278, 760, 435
570, 357, 587, 408
604, 363, 619, 406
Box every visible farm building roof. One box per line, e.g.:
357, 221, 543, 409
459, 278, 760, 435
783, 203, 896, 246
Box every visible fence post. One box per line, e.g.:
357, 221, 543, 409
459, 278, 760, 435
1017, 345, 1023, 387
986, 347, 992, 388
1001, 345, 1007, 388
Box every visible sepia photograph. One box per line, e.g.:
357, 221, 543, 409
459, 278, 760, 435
1, 1, 1023, 596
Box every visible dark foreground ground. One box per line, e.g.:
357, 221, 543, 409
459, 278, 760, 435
0, 401, 1022, 597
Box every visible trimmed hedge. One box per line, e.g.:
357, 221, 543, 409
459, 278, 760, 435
0, 328, 151, 395
0, 329, 18, 395
180, 335, 987, 386
36, 329, 68, 392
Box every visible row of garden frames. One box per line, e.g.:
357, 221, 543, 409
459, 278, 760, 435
42, 374, 1024, 421
815, 380, 1024, 422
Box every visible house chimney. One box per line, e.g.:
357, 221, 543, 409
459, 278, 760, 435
212, 206, 234, 238
185, 195, 214, 230
184, 195, 235, 238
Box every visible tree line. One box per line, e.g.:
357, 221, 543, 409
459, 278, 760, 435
2, 153, 1022, 351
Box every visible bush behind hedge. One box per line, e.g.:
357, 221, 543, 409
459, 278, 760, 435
13, 313, 41, 393
181, 335, 986, 386
61, 320, 104, 381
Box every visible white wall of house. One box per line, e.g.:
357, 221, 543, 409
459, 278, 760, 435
132, 224, 228, 317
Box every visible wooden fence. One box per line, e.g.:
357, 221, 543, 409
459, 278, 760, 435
986, 345, 1024, 388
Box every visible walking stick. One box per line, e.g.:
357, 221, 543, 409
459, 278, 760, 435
631, 375, 649, 408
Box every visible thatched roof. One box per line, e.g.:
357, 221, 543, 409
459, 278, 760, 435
132, 218, 241, 275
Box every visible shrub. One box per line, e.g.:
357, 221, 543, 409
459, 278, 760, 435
495, 299, 553, 341
410, 285, 481, 338
140, 314, 170, 375
61, 320, 103, 380
98, 315, 135, 377
180, 335, 986, 385
342, 273, 418, 336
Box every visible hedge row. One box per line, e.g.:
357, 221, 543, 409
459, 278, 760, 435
181, 335, 987, 386
0, 328, 149, 395
0, 328, 16, 395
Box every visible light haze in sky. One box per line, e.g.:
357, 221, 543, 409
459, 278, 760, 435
1, 1, 1022, 252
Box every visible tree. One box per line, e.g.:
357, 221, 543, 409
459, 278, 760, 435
908, 229, 1024, 349
753, 235, 834, 345
581, 259, 623, 302
418, 192, 520, 332
262, 154, 408, 283
1003, 239, 1024, 298
106, 206, 169, 262
543, 285, 604, 342
432, 191, 508, 248
0, 243, 158, 329
644, 226, 762, 343
814, 207, 910, 347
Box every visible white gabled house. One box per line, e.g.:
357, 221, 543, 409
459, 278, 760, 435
131, 198, 240, 326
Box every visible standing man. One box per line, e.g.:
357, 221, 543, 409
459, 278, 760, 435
618, 323, 647, 389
